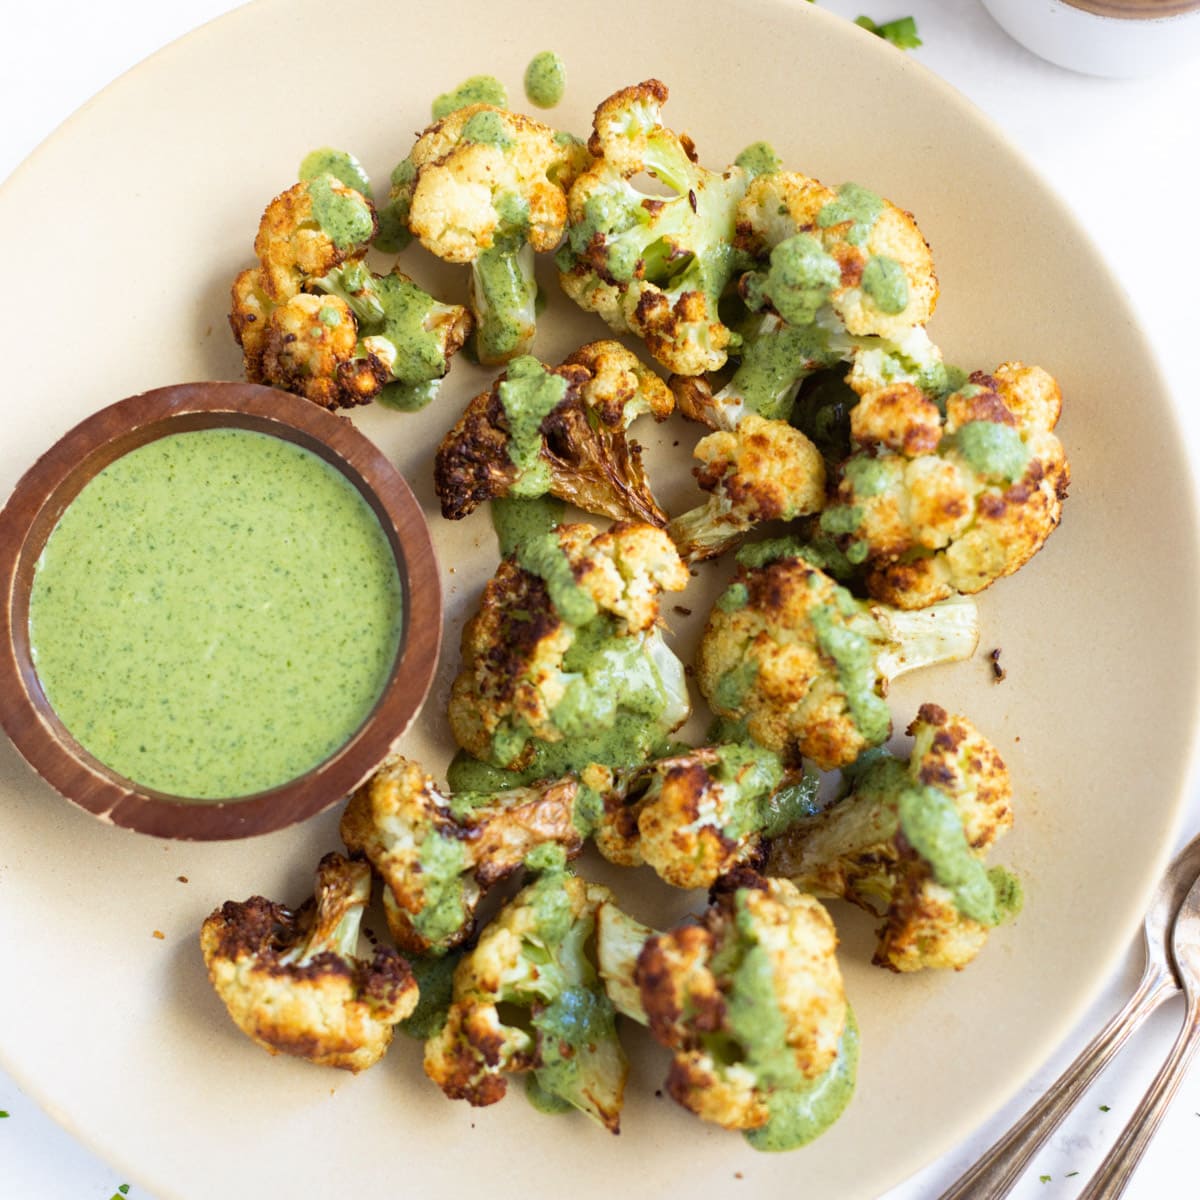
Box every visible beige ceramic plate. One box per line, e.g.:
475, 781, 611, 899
0, 1, 1197, 1197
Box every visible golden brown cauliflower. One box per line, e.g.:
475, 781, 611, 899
387, 104, 589, 363
199, 853, 417, 1073
821, 362, 1071, 608
556, 80, 754, 376
595, 871, 854, 1138
448, 520, 690, 775
667, 414, 827, 562
736, 171, 938, 341
230, 166, 471, 411
252, 176, 377, 303
696, 553, 978, 771
340, 754, 584, 957
424, 866, 627, 1132
769, 704, 1023, 972
434, 340, 673, 525
594, 743, 817, 889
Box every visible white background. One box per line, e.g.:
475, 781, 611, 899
1, 2, 1198, 1197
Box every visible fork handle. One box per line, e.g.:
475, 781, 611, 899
936, 966, 1174, 1200
1075, 991, 1200, 1200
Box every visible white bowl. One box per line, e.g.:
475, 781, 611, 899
981, 0, 1200, 77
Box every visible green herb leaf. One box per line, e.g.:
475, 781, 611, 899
0, 1110, 9, 1117
854, 14, 922, 49
1100, 1104, 1111, 1112
1039, 1176, 1051, 1184
1067, 1173, 1079, 1178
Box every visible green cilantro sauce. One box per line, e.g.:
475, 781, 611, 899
744, 234, 841, 328
744, 1007, 859, 1152
491, 495, 566, 557
306, 175, 373, 250
955, 420, 1030, 482
397, 950, 463, 1039
810, 603, 890, 745
461, 109, 514, 150
898, 786, 1008, 925
817, 182, 884, 246
734, 141, 782, 179
432, 75, 507, 120
375, 158, 416, 253
843, 454, 894, 498
414, 832, 471, 944
298, 147, 373, 199
28, 429, 403, 799
524, 51, 567, 109
861, 254, 910, 314
498, 355, 567, 492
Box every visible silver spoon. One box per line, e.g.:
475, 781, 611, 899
1075, 866, 1200, 1198
937, 830, 1200, 1200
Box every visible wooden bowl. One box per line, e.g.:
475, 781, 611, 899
0, 381, 442, 840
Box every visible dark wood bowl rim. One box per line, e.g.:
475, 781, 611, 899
0, 381, 442, 841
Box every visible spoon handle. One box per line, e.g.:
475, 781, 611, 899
936, 965, 1174, 1200
1075, 992, 1200, 1200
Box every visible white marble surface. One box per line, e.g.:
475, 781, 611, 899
1, 2, 1198, 1197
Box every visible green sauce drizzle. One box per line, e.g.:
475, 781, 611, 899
524, 51, 567, 109
744, 1007, 859, 1151
298, 147, 372, 199
954, 421, 1030, 482
305, 175, 373, 250
734, 140, 782, 179
817, 182, 884, 246
498, 355, 568, 494
432, 75, 507, 120
861, 254, 910, 314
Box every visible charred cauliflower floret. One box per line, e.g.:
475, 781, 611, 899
669, 172, 940, 431
435, 341, 673, 524
252, 175, 377, 303
340, 754, 585, 957
594, 743, 819, 889
449, 520, 690, 776
424, 866, 627, 1131
385, 104, 589, 363
595, 872, 856, 1142
668, 414, 826, 562
696, 554, 978, 771
199, 853, 418, 1073
556, 80, 756, 377
737, 171, 937, 341
230, 161, 471, 410
821, 362, 1070, 608
770, 704, 1023, 972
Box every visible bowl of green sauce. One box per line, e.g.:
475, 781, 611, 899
0, 381, 441, 839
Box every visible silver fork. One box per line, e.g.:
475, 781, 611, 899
937, 831, 1200, 1200
1074, 867, 1200, 1198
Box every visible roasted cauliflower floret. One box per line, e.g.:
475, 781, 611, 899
669, 173, 942, 432
424, 867, 627, 1131
668, 414, 827, 562
229, 160, 471, 410
340, 754, 585, 956
821, 362, 1070, 608
737, 171, 937, 341
435, 341, 672, 524
595, 872, 855, 1140
386, 104, 589, 363
252, 176, 377, 303
770, 704, 1023, 972
594, 742, 819, 889
696, 553, 978, 771
448, 520, 690, 775
556, 80, 754, 376
199, 853, 417, 1073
